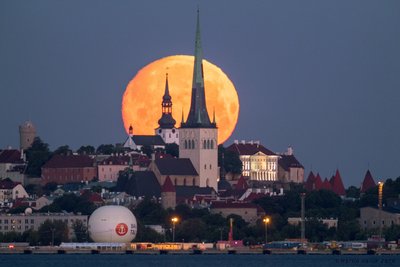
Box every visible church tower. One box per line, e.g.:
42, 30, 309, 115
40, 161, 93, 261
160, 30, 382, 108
179, 10, 218, 191
155, 73, 179, 144
19, 121, 36, 150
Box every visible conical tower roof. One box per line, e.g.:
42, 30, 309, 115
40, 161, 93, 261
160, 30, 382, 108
330, 169, 346, 196
321, 178, 332, 191
304, 171, 316, 191
181, 10, 215, 129
361, 170, 376, 193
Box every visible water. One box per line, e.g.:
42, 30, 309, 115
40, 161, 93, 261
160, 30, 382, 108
0, 254, 398, 267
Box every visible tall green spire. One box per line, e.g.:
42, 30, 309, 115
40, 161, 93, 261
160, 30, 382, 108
181, 9, 216, 129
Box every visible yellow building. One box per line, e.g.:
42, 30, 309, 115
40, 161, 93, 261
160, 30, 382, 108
226, 140, 279, 182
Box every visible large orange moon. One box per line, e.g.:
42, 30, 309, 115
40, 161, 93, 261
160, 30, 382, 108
121, 55, 239, 144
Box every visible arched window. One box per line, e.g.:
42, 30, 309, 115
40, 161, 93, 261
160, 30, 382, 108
206, 178, 209, 187
207, 140, 210, 149
192, 178, 196, 186
203, 140, 207, 149
184, 140, 188, 149
183, 178, 186, 186
210, 140, 214, 149
188, 140, 191, 149
191, 140, 195, 149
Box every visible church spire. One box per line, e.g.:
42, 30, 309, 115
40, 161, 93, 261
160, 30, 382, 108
157, 73, 176, 129
181, 9, 215, 129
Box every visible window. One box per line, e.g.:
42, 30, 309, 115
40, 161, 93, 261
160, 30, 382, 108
4, 220, 8, 224
210, 140, 214, 149
31, 219, 34, 224
192, 178, 195, 186
209, 164, 212, 169
204, 140, 207, 149
184, 140, 188, 149
192, 140, 195, 149
204, 164, 207, 169
183, 178, 186, 186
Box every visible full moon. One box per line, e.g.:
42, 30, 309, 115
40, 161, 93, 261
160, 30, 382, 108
121, 55, 239, 144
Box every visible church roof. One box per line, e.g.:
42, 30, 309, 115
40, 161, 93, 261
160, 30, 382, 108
158, 74, 176, 129
226, 143, 276, 156
361, 170, 376, 193
175, 185, 215, 198
321, 178, 332, 190
181, 10, 215, 129
330, 169, 346, 196
278, 154, 304, 171
235, 175, 249, 190
154, 158, 198, 176
131, 135, 165, 146
133, 171, 161, 198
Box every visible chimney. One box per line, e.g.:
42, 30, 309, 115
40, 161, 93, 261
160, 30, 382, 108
287, 146, 293, 155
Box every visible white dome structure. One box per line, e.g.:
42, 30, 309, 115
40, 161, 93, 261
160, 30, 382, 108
88, 206, 137, 243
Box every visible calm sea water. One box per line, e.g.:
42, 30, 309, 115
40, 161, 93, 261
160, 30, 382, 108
0, 254, 398, 267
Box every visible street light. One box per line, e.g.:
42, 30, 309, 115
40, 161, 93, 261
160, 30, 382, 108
378, 181, 384, 247
171, 217, 179, 242
263, 217, 270, 244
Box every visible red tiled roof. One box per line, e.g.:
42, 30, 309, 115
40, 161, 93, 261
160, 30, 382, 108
0, 150, 24, 164
320, 178, 332, 190
330, 169, 346, 196
161, 176, 175, 192
361, 170, 376, 193
235, 175, 248, 190
226, 143, 276, 156
0, 179, 20, 189
42, 155, 94, 168
314, 173, 323, 190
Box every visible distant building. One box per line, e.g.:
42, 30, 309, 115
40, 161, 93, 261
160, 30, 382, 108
97, 154, 149, 182
359, 206, 400, 230
278, 147, 304, 183
0, 149, 27, 184
161, 176, 176, 209
0, 179, 28, 205
0, 212, 88, 239
288, 217, 338, 228
19, 121, 36, 150
155, 73, 179, 145
41, 155, 97, 185
210, 202, 265, 225
304, 169, 346, 197
149, 158, 199, 187
226, 140, 279, 182
123, 125, 166, 151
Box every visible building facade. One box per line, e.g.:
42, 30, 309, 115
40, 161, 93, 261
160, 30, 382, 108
41, 155, 97, 185
19, 121, 36, 150
227, 140, 279, 182
359, 207, 400, 230
179, 12, 218, 191
0, 212, 88, 239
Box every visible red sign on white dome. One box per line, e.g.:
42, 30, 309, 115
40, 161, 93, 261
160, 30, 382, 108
115, 223, 128, 236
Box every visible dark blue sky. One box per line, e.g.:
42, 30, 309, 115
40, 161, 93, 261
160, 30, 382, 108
1, 1, 399, 187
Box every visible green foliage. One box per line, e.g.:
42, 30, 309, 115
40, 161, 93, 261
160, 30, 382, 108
346, 186, 360, 198
337, 219, 365, 241
218, 145, 242, 174
25, 137, 51, 177
38, 219, 69, 245
165, 143, 179, 158
53, 145, 72, 155
134, 198, 167, 225
72, 220, 88, 242
134, 220, 165, 242
141, 145, 153, 158
41, 193, 96, 215
77, 145, 95, 155
384, 225, 400, 241
176, 218, 207, 242
96, 144, 115, 155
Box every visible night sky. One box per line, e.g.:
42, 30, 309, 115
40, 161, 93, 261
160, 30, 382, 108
1, 1, 400, 187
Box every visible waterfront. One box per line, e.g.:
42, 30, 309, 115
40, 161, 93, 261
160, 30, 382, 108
0, 254, 398, 267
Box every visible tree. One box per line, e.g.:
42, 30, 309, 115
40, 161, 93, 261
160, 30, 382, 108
141, 145, 153, 158
96, 144, 115, 155
133, 198, 167, 225
218, 145, 242, 174
165, 143, 179, 158
38, 219, 69, 245
53, 145, 72, 155
25, 137, 52, 177
72, 220, 88, 242
77, 145, 95, 155
41, 193, 96, 215
134, 220, 164, 242
176, 218, 207, 242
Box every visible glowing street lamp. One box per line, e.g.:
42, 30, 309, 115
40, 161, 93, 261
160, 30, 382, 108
171, 217, 179, 242
378, 182, 384, 245
263, 217, 270, 244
